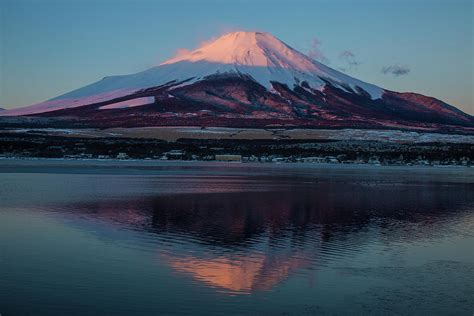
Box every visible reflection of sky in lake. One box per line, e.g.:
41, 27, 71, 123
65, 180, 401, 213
1, 162, 473, 314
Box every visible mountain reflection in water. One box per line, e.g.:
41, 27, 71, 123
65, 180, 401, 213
2, 163, 473, 315
50, 179, 474, 295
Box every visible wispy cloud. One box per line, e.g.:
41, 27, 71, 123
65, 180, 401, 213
339, 50, 361, 72
381, 64, 411, 76
308, 38, 329, 64
174, 48, 191, 58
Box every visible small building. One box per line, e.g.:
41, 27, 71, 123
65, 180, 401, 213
302, 157, 325, 163
271, 157, 286, 163
116, 152, 129, 159
215, 154, 242, 162
162, 150, 185, 160
368, 156, 381, 165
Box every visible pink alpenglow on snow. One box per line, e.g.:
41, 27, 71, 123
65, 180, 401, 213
160, 31, 383, 98
1, 31, 472, 131
1, 31, 383, 117
2, 89, 136, 116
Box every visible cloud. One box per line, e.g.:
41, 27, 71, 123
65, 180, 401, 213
381, 65, 411, 76
339, 50, 360, 68
308, 38, 329, 64
174, 48, 191, 58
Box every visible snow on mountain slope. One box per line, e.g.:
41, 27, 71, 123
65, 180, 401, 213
2, 31, 383, 116
3, 89, 138, 116
161, 31, 383, 98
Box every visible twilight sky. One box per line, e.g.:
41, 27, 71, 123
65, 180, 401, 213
1, 0, 473, 114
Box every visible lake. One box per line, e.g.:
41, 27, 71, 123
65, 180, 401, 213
1, 160, 473, 315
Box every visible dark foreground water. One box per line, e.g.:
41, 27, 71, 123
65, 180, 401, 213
1, 160, 473, 315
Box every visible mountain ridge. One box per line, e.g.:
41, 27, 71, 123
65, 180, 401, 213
1, 31, 472, 131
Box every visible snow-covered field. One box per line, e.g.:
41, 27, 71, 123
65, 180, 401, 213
3, 126, 473, 143
106, 127, 474, 143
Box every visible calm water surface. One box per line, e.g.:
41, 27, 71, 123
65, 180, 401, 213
1, 160, 473, 315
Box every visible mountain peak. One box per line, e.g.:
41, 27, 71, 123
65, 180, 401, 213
160, 31, 315, 70
2, 31, 390, 116
159, 31, 383, 99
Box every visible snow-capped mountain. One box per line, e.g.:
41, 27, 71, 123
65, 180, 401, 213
2, 31, 472, 130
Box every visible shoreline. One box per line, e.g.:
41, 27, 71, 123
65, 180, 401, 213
0, 156, 471, 169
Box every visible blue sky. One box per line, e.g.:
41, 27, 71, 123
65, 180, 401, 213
1, 0, 473, 114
